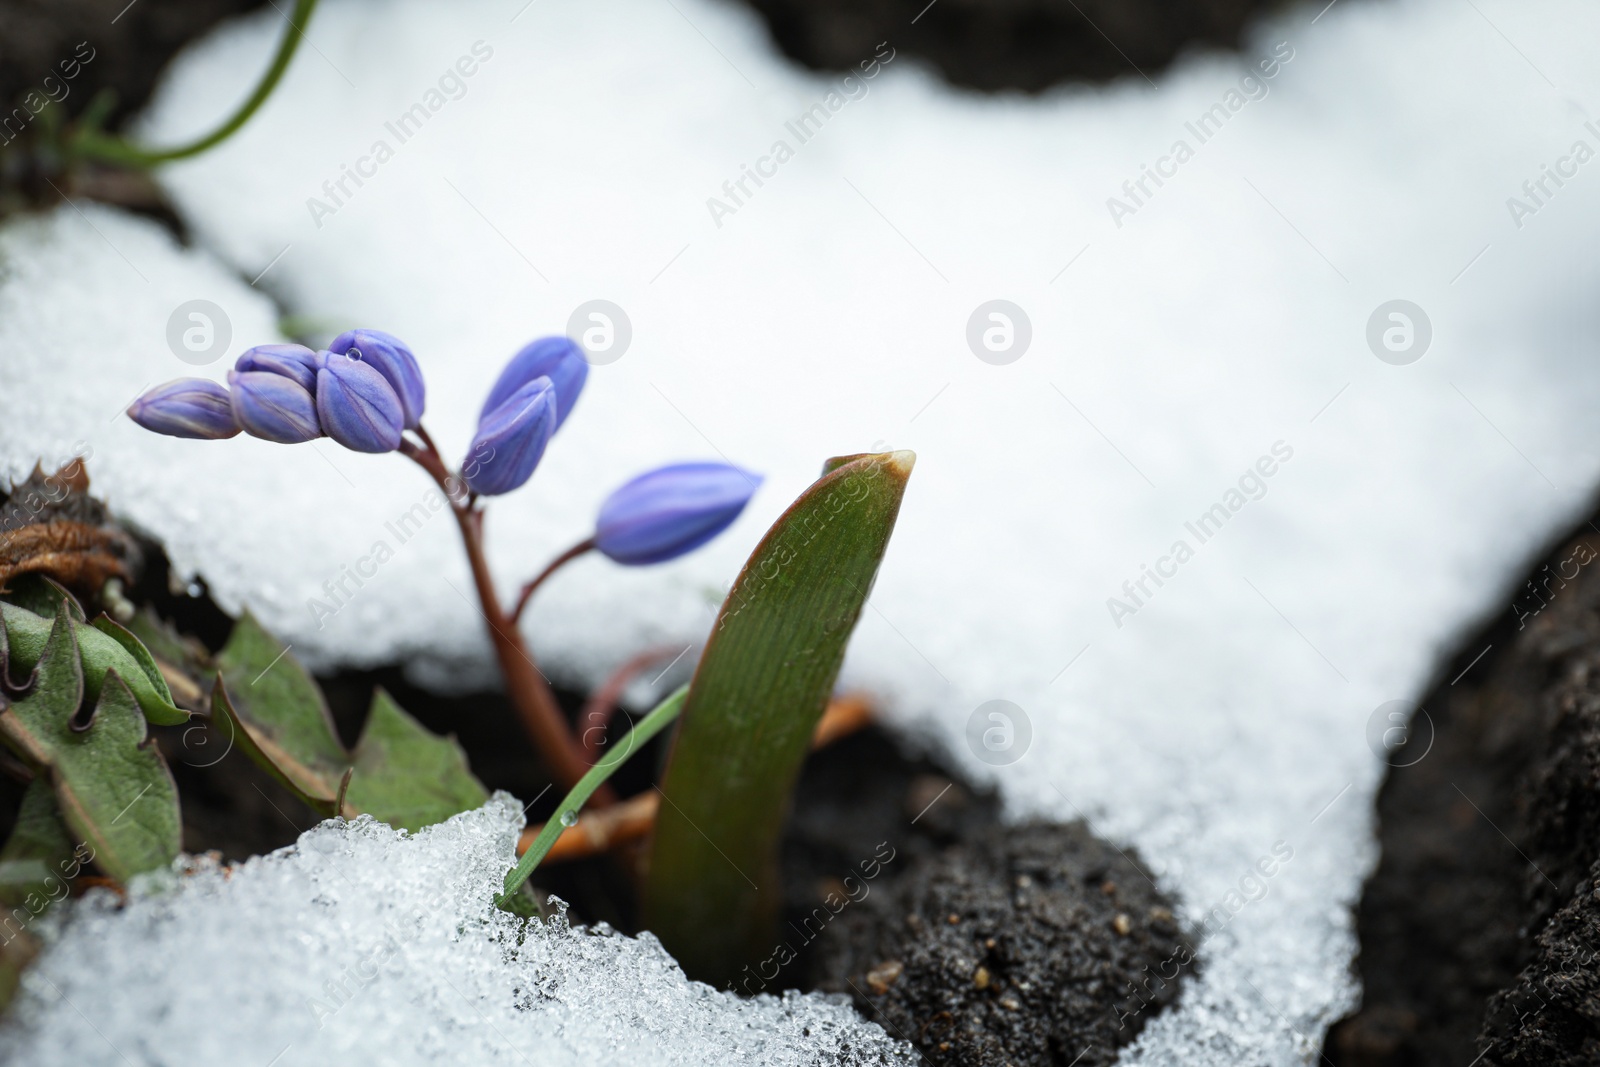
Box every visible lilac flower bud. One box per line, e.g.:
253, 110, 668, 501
480, 337, 588, 431
316, 351, 405, 453
594, 462, 762, 565
328, 329, 426, 429
464, 377, 557, 496
227, 370, 321, 444
234, 344, 320, 393
127, 378, 240, 440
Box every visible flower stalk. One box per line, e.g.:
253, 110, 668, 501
399, 433, 598, 796
509, 537, 595, 625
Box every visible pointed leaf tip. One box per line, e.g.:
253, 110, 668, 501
821, 449, 917, 478
885, 449, 916, 477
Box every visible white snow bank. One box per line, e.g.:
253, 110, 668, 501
3, 0, 1600, 1061
1, 796, 913, 1066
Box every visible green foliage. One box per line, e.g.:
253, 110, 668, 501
0, 603, 181, 883
641, 451, 914, 983
0, 585, 490, 1009
211, 611, 347, 810
0, 593, 184, 1013
0, 598, 186, 726
212, 611, 488, 829
346, 689, 489, 833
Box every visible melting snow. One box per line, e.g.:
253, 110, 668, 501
1, 796, 914, 1066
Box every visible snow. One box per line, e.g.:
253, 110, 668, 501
1, 795, 915, 1066
2, 0, 1600, 1062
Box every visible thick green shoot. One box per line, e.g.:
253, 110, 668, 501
641, 450, 914, 984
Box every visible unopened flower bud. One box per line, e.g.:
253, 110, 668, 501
234, 344, 320, 392
228, 370, 321, 443
316, 351, 405, 453
480, 337, 587, 431
127, 379, 240, 440
328, 329, 425, 429
594, 462, 761, 565
464, 377, 557, 495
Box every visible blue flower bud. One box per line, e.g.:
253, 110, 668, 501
464, 377, 557, 496
234, 344, 320, 393
127, 378, 240, 440
480, 337, 587, 431
594, 462, 762, 565
328, 329, 426, 429
227, 370, 321, 444
316, 351, 405, 453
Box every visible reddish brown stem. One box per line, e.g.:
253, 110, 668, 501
400, 433, 603, 800
509, 537, 596, 625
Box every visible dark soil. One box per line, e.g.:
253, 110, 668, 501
785, 725, 1192, 1065
810, 818, 1189, 1066
1324, 520, 1600, 1066
742, 0, 1286, 93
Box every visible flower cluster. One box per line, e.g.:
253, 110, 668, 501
130, 331, 421, 451
128, 329, 762, 566
131, 330, 580, 496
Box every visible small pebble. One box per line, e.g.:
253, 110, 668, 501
947, 913, 961, 925
999, 995, 1022, 1011
1015, 874, 1032, 889
1112, 913, 1132, 936
1100, 880, 1117, 895
866, 959, 904, 995
1149, 906, 1174, 924
974, 966, 991, 990
984, 937, 996, 950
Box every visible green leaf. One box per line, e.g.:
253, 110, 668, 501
212, 610, 347, 811
213, 613, 490, 830
91, 616, 174, 703
118, 608, 210, 713
641, 450, 914, 983
500, 685, 688, 904
124, 606, 210, 676
0, 604, 181, 883
344, 688, 489, 833
0, 599, 186, 726
1, 575, 86, 622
